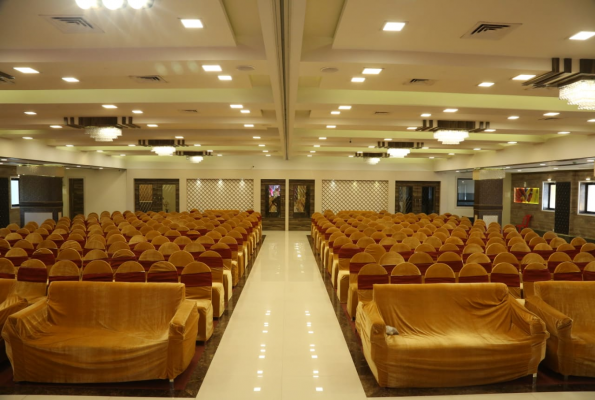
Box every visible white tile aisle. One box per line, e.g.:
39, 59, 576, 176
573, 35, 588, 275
196, 231, 366, 400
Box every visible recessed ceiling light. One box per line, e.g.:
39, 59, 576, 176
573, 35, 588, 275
351, 77, 365, 82
102, 105, 117, 109
422, 146, 429, 150
407, 127, 417, 130
478, 82, 494, 87
62, 77, 79, 83
314, 145, 320, 147
66, 144, 74, 147
367, 145, 375, 148
421, 113, 431, 117
96, 150, 103, 153
589, 119, 595, 123
319, 137, 326, 140
331, 111, 340, 115
202, 65, 222, 72
230, 104, 243, 109
474, 148, 481, 150
448, 153, 455, 155
14, 67, 39, 74
194, 144, 201, 146
444, 108, 458, 113
588, 159, 594, 162
241, 110, 250, 114
258, 144, 265, 147
326, 125, 336, 129
310, 150, 316, 153
265, 154, 271, 157
544, 112, 559, 116
508, 141, 517, 144
181, 19, 203, 28
307, 155, 312, 157
558, 131, 570, 134
569, 31, 595, 40
262, 150, 268, 153
363, 68, 383, 74
429, 156, 435, 159
512, 74, 536, 81
508, 116, 519, 120
120, 154, 126, 156
147, 124, 158, 127
252, 136, 260, 139
23, 137, 33, 140
24, 111, 36, 115
175, 136, 184, 139
554, 167, 559, 170
540, 163, 546, 166
484, 129, 496, 132
132, 110, 143, 114
384, 138, 392, 141
517, 169, 523, 172
338, 105, 352, 110
128, 144, 136, 147
244, 124, 254, 128
50, 125, 62, 128
383, 22, 406, 31
218, 75, 232, 81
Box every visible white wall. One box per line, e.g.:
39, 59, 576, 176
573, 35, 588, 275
64, 169, 128, 217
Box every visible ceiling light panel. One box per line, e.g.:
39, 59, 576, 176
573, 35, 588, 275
512, 74, 536, 81
181, 19, 204, 29
351, 77, 365, 82
569, 31, 595, 40
62, 77, 79, 82
230, 104, 243, 109
14, 67, 39, 74
444, 108, 458, 112
362, 68, 383, 75
383, 22, 406, 31
218, 75, 232, 81
478, 82, 494, 87
102, 105, 117, 109
202, 65, 222, 72
544, 112, 559, 116
338, 105, 352, 110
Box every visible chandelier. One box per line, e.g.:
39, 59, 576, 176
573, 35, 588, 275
559, 80, 595, 110
85, 126, 122, 142
434, 130, 469, 145
151, 146, 176, 156
189, 156, 204, 163
387, 148, 411, 158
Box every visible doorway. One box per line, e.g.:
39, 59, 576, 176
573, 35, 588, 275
69, 178, 85, 218
134, 179, 179, 213
288, 179, 314, 231
395, 181, 440, 214
261, 179, 285, 230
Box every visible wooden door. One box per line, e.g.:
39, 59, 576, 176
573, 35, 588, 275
395, 181, 440, 214
69, 178, 85, 218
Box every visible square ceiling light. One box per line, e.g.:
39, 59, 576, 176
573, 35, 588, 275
362, 68, 383, 74
14, 67, 39, 74
181, 19, 203, 28
569, 31, 595, 40
478, 82, 494, 87
62, 77, 79, 82
512, 74, 536, 81
351, 77, 365, 82
202, 65, 222, 72
383, 22, 406, 31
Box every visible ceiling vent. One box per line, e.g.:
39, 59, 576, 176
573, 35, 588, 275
236, 65, 255, 72
180, 109, 198, 113
43, 15, 104, 34
129, 75, 168, 84
374, 111, 390, 115
404, 78, 435, 86
461, 22, 522, 40
539, 117, 561, 121
320, 67, 339, 74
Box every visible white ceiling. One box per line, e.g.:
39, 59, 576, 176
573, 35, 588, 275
0, 0, 594, 167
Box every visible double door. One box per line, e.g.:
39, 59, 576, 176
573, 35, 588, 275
134, 179, 179, 213
395, 181, 440, 214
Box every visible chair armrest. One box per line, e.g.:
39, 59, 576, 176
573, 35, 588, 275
509, 295, 548, 337
360, 302, 386, 346
525, 296, 572, 341
169, 299, 199, 340
0, 295, 29, 325
1, 299, 48, 342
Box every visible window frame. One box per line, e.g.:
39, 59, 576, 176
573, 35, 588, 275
542, 181, 556, 212
579, 181, 595, 216
456, 178, 474, 207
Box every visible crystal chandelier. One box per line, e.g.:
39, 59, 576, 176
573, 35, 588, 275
85, 126, 122, 142
387, 148, 411, 158
365, 157, 381, 165
434, 130, 469, 145
151, 146, 176, 156
189, 156, 204, 163
559, 80, 595, 110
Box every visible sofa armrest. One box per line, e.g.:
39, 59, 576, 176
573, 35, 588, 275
361, 302, 386, 346
509, 295, 548, 337
169, 299, 199, 340
0, 295, 29, 326
525, 296, 572, 341
1, 299, 48, 342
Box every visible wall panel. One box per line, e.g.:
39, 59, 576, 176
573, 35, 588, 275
321, 180, 388, 213
187, 179, 254, 211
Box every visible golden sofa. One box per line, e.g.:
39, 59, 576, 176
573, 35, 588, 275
525, 281, 595, 378
0, 280, 29, 360
2, 281, 198, 383
356, 283, 548, 388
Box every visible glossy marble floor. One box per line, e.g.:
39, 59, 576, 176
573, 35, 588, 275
5, 231, 593, 400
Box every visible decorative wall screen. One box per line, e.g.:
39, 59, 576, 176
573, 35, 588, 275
321, 180, 388, 213
187, 179, 254, 211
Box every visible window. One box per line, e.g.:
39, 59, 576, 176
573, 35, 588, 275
542, 182, 556, 211
10, 178, 19, 208
579, 182, 595, 215
456, 178, 474, 207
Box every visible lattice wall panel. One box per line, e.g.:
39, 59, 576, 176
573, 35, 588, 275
321, 180, 388, 213
187, 179, 254, 211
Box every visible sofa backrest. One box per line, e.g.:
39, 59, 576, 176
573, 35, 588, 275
534, 281, 595, 331
372, 283, 510, 334
47, 281, 185, 331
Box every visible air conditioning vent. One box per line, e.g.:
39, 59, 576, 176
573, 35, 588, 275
539, 117, 561, 121
461, 22, 522, 40
374, 111, 390, 115
404, 78, 435, 86
320, 67, 339, 74
180, 109, 198, 113
129, 75, 168, 84
43, 15, 104, 34
0, 77, 15, 85
236, 65, 255, 72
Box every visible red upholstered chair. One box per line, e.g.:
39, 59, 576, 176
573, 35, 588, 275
147, 261, 179, 283
491, 263, 521, 298
82, 260, 113, 282
114, 261, 146, 282
522, 263, 551, 298
458, 263, 489, 283
390, 262, 422, 284
515, 215, 532, 232
553, 262, 583, 281
181, 261, 214, 341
